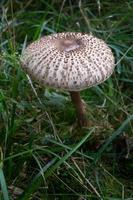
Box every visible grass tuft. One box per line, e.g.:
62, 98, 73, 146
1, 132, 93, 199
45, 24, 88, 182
0, 0, 133, 199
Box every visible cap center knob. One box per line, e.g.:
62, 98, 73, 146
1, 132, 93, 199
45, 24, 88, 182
62, 39, 80, 52
55, 38, 81, 52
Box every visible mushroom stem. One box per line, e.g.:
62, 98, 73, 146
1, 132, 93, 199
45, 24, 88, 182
69, 91, 87, 127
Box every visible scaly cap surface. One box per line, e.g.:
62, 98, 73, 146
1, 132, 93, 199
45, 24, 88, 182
21, 32, 115, 91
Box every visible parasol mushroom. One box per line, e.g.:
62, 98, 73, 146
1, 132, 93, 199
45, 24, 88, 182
20, 32, 115, 127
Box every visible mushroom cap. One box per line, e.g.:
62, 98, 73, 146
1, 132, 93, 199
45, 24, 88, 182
20, 32, 115, 91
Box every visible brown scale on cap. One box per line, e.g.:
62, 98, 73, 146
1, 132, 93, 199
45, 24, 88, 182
20, 32, 115, 127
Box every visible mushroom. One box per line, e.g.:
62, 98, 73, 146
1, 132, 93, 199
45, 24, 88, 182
20, 32, 115, 127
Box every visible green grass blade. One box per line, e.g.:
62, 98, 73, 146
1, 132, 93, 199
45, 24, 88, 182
47, 138, 94, 160
20, 128, 95, 199
95, 114, 133, 162
45, 128, 95, 177
19, 157, 57, 200
0, 148, 9, 200
0, 168, 9, 200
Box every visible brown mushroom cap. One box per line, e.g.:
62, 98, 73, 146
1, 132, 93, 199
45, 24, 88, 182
20, 32, 115, 91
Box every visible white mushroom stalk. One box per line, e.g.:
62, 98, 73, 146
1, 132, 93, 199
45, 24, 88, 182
20, 32, 115, 127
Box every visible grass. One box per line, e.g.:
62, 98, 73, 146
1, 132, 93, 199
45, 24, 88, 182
0, 0, 133, 199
